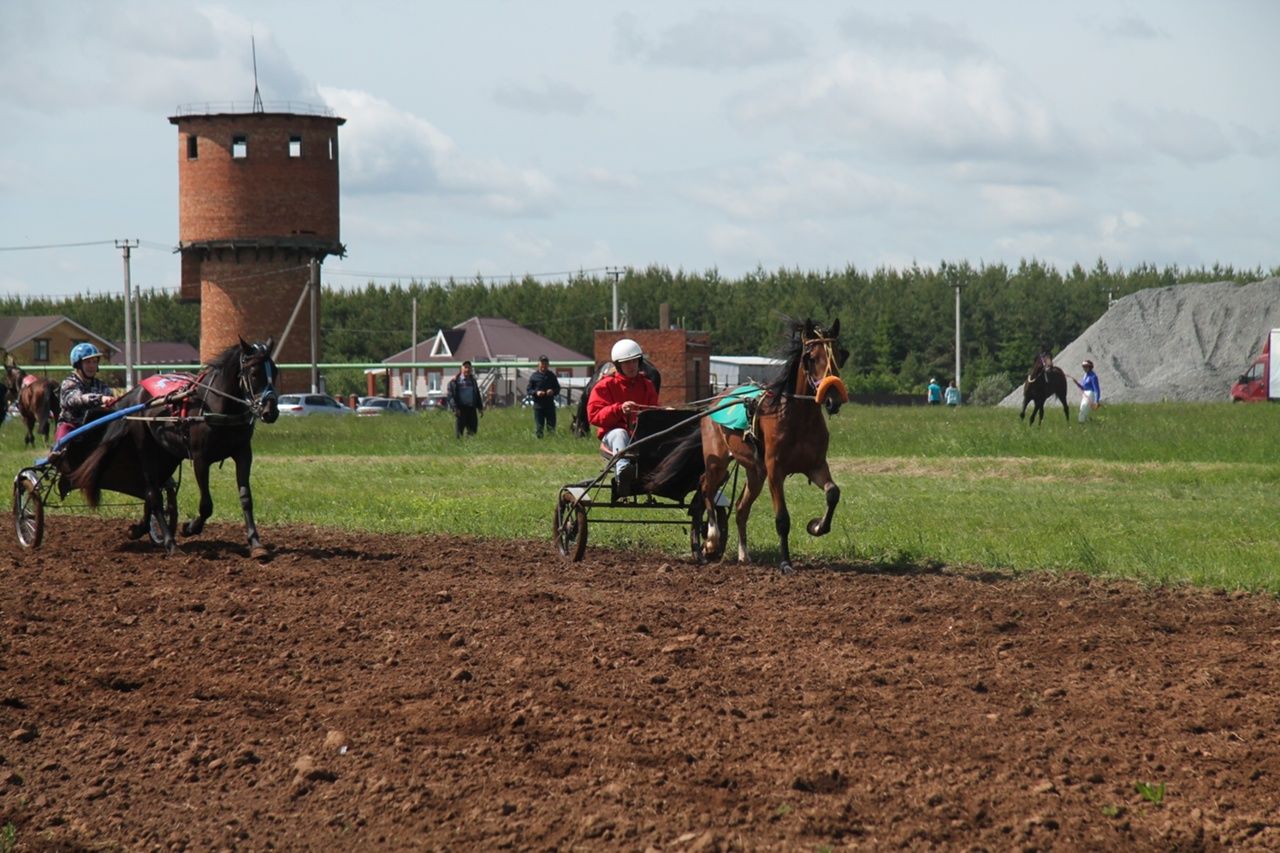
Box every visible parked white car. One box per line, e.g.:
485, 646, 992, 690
277, 393, 354, 416
356, 397, 413, 416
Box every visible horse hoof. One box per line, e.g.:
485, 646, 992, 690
778, 561, 794, 575
806, 519, 827, 537
126, 524, 148, 540
250, 544, 271, 561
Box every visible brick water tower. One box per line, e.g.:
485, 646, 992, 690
168, 103, 345, 390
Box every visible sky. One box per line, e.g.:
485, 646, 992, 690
2, 0, 1277, 299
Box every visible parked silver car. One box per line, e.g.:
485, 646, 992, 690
277, 393, 354, 416
356, 397, 413, 416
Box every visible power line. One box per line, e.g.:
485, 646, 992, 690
0, 239, 119, 252
324, 265, 613, 282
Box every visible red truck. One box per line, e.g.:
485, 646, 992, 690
1230, 328, 1279, 402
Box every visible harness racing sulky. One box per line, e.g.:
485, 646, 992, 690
554, 319, 849, 573
12, 339, 280, 557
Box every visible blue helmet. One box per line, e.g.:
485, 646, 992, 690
70, 342, 103, 368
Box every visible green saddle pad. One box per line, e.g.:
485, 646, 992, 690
708, 385, 765, 431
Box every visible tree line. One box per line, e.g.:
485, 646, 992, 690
3, 260, 1272, 396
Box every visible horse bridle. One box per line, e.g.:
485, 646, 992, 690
191, 345, 278, 422
793, 335, 841, 398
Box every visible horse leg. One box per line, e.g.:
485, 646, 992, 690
1019, 387, 1031, 421
233, 449, 269, 559
1059, 390, 1070, 421
144, 480, 178, 554
23, 414, 34, 446
767, 468, 793, 574
734, 466, 764, 565
181, 457, 213, 538
805, 463, 840, 538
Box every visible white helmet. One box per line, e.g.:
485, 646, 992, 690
611, 338, 643, 363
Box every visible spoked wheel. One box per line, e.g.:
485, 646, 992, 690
13, 472, 45, 549
698, 505, 730, 562
554, 489, 588, 561
148, 478, 179, 546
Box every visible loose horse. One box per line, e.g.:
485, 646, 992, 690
647, 319, 849, 573
1019, 357, 1069, 425
4, 352, 60, 445
72, 339, 280, 557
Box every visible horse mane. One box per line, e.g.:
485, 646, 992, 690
205, 342, 246, 377
763, 319, 815, 400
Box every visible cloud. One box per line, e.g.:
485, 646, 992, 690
0, 3, 319, 114
321, 86, 557, 216
708, 223, 774, 259
979, 184, 1082, 228
1091, 14, 1167, 40
731, 51, 1068, 165
493, 77, 593, 116
583, 167, 640, 191
837, 9, 988, 59
1118, 104, 1233, 165
686, 152, 909, 221
615, 10, 807, 70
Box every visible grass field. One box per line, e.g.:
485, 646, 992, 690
4, 401, 1277, 592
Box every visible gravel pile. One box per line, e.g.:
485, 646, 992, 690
1000, 277, 1280, 405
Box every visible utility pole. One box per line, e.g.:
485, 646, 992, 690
951, 266, 967, 403
115, 239, 138, 389
309, 258, 320, 393
605, 266, 623, 330
410, 296, 418, 410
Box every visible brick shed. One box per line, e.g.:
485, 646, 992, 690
594, 329, 712, 407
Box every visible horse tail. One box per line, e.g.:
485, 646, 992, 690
643, 427, 705, 499
68, 413, 134, 508
72, 442, 110, 508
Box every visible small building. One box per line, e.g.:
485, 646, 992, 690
0, 315, 119, 377
107, 341, 202, 379
709, 355, 785, 391
594, 329, 712, 407
377, 316, 591, 406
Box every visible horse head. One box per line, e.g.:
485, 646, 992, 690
798, 319, 850, 414
238, 337, 279, 424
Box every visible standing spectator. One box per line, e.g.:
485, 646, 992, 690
447, 360, 484, 437
1073, 359, 1101, 423
526, 355, 561, 438
944, 379, 961, 406
927, 377, 943, 405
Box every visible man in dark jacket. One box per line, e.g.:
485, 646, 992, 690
446, 360, 484, 437
526, 355, 561, 438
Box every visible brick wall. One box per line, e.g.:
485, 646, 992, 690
594, 329, 711, 407
170, 113, 343, 244
197, 256, 316, 393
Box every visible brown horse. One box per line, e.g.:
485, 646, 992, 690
1019, 357, 1069, 425
4, 353, 60, 446
647, 319, 849, 573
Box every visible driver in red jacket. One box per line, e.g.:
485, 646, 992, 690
587, 338, 658, 497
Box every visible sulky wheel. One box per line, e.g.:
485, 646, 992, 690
554, 489, 588, 561
699, 504, 729, 562
13, 472, 45, 549
149, 478, 179, 546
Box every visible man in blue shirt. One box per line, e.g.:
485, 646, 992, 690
926, 377, 942, 405
1073, 359, 1101, 422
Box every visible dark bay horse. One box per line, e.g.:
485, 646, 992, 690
72, 339, 280, 556
4, 353, 60, 445
647, 319, 849, 573
1019, 356, 1069, 425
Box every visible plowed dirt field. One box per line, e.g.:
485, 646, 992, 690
3, 518, 1279, 850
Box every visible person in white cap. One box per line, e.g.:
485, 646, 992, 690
587, 338, 658, 497
1073, 359, 1101, 422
